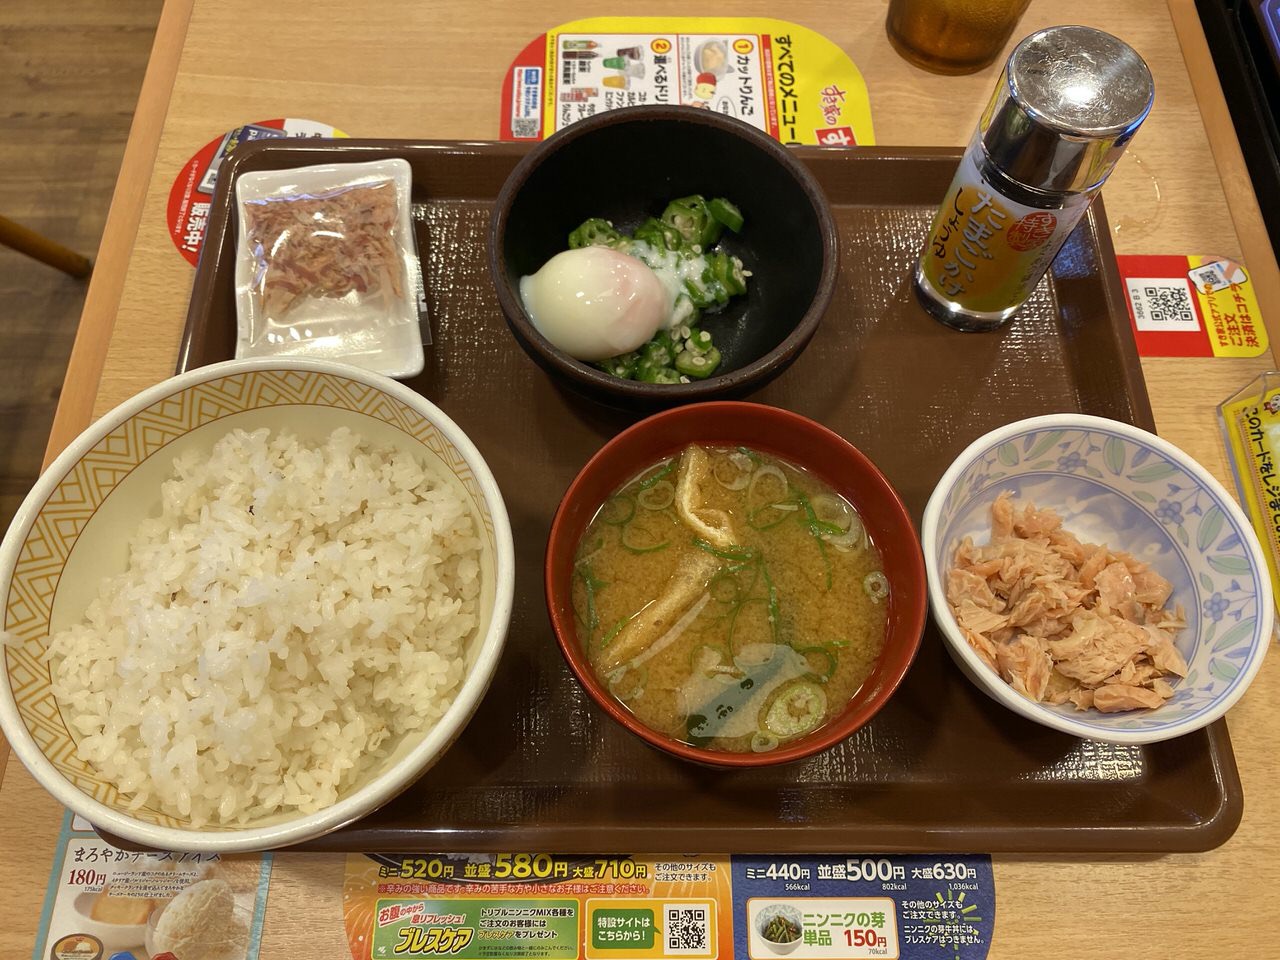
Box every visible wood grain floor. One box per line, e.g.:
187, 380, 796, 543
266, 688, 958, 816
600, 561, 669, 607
0, 0, 161, 528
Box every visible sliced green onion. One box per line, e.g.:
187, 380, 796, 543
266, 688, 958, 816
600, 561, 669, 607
811, 493, 865, 551
635, 459, 676, 490
813, 532, 832, 591
575, 562, 606, 635
576, 533, 605, 566
608, 665, 647, 701
712, 454, 750, 492
796, 646, 837, 683
708, 570, 741, 604
809, 495, 847, 526
599, 617, 627, 649
864, 571, 889, 603
730, 558, 761, 598
637, 481, 674, 511
764, 680, 827, 737
621, 524, 670, 554
600, 494, 635, 526
824, 514, 866, 551
747, 499, 803, 531
750, 730, 779, 753
747, 464, 788, 507
794, 492, 834, 589
760, 561, 781, 641
692, 538, 757, 562
807, 515, 846, 538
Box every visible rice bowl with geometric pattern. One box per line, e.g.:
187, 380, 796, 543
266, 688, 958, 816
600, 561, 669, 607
0, 358, 514, 851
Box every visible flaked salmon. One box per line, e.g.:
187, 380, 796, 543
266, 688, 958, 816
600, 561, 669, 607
947, 492, 1186, 712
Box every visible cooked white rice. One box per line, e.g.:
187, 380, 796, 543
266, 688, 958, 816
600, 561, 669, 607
43, 426, 481, 827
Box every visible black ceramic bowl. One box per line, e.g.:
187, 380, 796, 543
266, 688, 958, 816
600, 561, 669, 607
489, 106, 839, 408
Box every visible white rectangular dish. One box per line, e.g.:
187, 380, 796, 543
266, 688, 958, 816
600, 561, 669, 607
233, 159, 426, 379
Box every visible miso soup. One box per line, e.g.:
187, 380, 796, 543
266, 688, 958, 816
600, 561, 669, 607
572, 444, 889, 753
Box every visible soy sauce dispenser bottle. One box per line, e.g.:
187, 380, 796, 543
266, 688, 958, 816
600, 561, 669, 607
914, 25, 1155, 331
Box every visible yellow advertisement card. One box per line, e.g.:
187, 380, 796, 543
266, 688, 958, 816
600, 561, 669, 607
500, 17, 874, 146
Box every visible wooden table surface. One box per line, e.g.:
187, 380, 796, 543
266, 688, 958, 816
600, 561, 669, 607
4, 0, 1279, 956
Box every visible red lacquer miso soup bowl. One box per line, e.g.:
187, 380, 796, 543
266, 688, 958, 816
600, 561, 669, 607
545, 401, 927, 767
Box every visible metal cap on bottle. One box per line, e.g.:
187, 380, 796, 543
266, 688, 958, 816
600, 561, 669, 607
979, 25, 1154, 194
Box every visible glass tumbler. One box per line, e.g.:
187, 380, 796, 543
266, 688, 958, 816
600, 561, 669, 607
886, 0, 1031, 74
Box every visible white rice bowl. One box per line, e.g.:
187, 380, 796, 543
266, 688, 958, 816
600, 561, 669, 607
46, 426, 479, 827
0, 359, 514, 851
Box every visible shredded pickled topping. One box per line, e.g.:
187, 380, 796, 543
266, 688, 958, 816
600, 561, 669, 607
244, 179, 404, 318
948, 492, 1187, 713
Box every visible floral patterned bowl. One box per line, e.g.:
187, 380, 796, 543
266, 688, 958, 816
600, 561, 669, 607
922, 414, 1271, 744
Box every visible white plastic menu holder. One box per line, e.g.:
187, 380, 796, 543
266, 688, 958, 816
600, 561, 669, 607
233, 159, 426, 379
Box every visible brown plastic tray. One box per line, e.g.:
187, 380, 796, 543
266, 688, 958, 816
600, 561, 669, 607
167, 139, 1241, 853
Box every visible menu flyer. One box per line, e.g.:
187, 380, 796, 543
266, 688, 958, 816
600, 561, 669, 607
343, 853, 994, 960
33, 813, 271, 960
499, 17, 875, 147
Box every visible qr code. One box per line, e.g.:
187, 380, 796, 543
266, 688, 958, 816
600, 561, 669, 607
1126, 277, 1199, 332
511, 119, 540, 139
1193, 264, 1225, 288
1142, 283, 1195, 322
664, 903, 709, 954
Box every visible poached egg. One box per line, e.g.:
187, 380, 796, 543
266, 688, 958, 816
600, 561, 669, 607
519, 247, 669, 361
